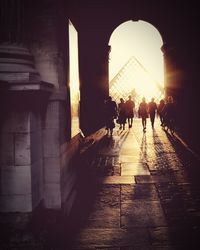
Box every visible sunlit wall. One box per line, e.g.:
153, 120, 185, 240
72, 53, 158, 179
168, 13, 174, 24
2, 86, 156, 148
69, 20, 80, 137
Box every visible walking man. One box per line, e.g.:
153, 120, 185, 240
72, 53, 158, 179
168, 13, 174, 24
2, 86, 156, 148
148, 98, 157, 128
125, 95, 135, 128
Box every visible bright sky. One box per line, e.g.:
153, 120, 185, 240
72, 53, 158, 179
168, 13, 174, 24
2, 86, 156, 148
109, 20, 164, 102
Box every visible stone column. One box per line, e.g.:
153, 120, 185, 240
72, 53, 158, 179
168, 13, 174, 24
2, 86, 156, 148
79, 41, 111, 134
0, 0, 54, 213
161, 43, 184, 98
102, 44, 111, 98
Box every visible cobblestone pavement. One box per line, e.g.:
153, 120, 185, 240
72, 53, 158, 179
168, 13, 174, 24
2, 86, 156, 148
70, 118, 200, 250
1, 118, 200, 250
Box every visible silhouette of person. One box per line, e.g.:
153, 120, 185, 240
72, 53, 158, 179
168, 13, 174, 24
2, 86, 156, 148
157, 99, 165, 126
162, 95, 176, 134
138, 97, 148, 132
148, 97, 157, 128
125, 95, 135, 128
118, 98, 127, 130
104, 96, 118, 136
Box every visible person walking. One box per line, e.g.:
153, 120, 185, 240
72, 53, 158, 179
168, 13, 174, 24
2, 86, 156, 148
104, 96, 118, 136
138, 97, 148, 132
117, 98, 127, 130
148, 97, 157, 128
162, 96, 176, 134
125, 95, 135, 128
157, 99, 165, 126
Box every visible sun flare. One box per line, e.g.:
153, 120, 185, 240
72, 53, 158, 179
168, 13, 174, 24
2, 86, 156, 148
109, 20, 164, 105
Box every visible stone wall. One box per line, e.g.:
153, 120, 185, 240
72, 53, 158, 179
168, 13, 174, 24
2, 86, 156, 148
0, 107, 43, 212
26, 1, 80, 211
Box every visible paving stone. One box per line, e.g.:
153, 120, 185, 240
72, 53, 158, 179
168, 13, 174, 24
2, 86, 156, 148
119, 155, 142, 164
121, 162, 150, 176
85, 207, 120, 228
93, 156, 121, 176
73, 228, 150, 249
121, 201, 167, 228
135, 175, 155, 183
93, 185, 120, 209
99, 176, 135, 184
170, 170, 190, 183
121, 184, 159, 201
149, 226, 200, 248
148, 227, 172, 246
135, 175, 171, 184
120, 148, 141, 155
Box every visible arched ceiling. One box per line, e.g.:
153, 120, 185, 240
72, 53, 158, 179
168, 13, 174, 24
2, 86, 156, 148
65, 0, 198, 48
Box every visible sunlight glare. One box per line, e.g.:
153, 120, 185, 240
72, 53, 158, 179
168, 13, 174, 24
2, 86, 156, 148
109, 20, 164, 104
69, 20, 80, 137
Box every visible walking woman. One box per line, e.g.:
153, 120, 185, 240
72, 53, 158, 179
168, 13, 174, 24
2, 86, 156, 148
138, 97, 148, 132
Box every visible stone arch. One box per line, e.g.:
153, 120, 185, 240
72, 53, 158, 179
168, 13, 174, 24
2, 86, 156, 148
107, 19, 165, 105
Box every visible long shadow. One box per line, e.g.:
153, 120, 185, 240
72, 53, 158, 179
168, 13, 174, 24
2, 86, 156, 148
29, 125, 200, 249
151, 128, 200, 249
34, 130, 131, 249
69, 131, 130, 243
125, 130, 166, 219
105, 128, 168, 248
125, 125, 200, 249
164, 129, 200, 184
26, 127, 200, 249
21, 138, 104, 250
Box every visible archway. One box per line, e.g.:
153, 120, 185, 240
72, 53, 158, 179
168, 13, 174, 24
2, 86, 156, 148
108, 20, 164, 108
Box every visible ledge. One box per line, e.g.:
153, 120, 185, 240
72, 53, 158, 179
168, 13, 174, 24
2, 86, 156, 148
0, 80, 54, 92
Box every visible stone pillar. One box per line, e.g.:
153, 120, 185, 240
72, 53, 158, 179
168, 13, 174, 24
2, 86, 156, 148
0, 0, 54, 212
79, 42, 111, 134
0, 46, 53, 213
101, 44, 111, 98
161, 43, 184, 98
25, 3, 71, 209
0, 102, 44, 212
97, 44, 111, 128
